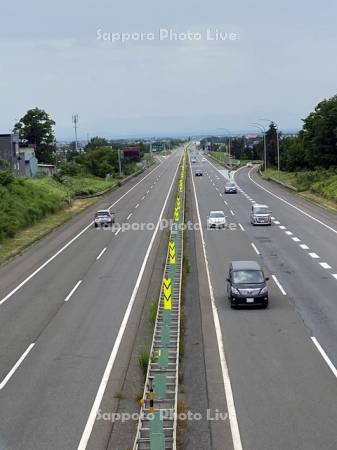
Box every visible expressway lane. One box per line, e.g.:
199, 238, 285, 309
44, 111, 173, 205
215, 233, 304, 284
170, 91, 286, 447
206, 160, 337, 365
190, 150, 337, 449
204, 157, 337, 369
0, 149, 182, 450
0, 156, 173, 381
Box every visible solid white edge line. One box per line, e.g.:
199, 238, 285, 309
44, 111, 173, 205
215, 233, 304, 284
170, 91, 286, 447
0, 160, 165, 306
271, 275, 287, 296
251, 243, 260, 255
189, 154, 243, 450
96, 248, 107, 261
64, 280, 83, 302
238, 223, 245, 232
311, 337, 337, 379
247, 168, 337, 236
0, 343, 35, 390
77, 152, 183, 450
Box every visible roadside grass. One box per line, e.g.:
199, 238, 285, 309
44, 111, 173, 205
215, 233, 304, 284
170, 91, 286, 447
0, 197, 97, 266
262, 169, 301, 189
262, 168, 337, 207
0, 173, 120, 265
212, 151, 229, 162
28, 174, 117, 197
210, 152, 256, 168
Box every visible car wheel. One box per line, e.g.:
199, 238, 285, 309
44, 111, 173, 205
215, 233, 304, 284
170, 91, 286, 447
94, 223, 98, 228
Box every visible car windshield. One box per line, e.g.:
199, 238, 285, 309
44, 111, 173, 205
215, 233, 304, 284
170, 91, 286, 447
226, 183, 235, 187
210, 212, 224, 218
96, 212, 109, 217
233, 270, 264, 284
254, 207, 270, 214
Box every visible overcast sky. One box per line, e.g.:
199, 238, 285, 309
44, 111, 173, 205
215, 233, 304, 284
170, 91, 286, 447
1, 0, 336, 139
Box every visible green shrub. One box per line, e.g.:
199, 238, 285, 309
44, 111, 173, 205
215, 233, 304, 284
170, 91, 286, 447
0, 170, 15, 186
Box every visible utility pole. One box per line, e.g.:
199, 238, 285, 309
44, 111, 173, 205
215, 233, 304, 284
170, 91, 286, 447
72, 114, 79, 152
118, 148, 122, 178
276, 129, 280, 178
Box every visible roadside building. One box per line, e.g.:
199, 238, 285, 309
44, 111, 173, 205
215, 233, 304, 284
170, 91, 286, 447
18, 144, 38, 177
0, 133, 20, 173
37, 163, 56, 176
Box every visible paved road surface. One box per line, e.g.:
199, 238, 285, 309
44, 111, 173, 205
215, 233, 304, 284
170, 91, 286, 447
0, 149, 182, 450
189, 148, 337, 450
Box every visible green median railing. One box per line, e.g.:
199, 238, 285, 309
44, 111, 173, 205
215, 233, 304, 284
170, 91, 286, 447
133, 149, 187, 450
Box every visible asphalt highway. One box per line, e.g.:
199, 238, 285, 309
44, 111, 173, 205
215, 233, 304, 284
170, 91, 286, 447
189, 148, 337, 450
0, 149, 182, 450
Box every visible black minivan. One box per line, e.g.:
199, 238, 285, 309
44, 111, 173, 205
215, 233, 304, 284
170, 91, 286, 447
227, 261, 269, 308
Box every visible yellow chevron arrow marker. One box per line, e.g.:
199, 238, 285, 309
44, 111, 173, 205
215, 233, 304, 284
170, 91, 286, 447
163, 277, 172, 310
169, 241, 176, 264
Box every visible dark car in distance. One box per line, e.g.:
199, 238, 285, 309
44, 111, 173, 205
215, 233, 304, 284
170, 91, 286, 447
227, 261, 269, 308
224, 182, 237, 194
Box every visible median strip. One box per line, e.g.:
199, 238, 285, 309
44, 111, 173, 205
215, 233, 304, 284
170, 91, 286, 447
133, 151, 187, 450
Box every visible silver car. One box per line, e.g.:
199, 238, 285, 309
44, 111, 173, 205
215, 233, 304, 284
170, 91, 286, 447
207, 211, 227, 229
250, 204, 272, 226
94, 209, 115, 227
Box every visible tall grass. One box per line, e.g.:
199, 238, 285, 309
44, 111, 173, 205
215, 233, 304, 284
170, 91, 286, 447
0, 175, 116, 242
263, 168, 337, 200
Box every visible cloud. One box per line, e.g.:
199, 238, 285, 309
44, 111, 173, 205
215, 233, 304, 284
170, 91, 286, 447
0, 0, 337, 137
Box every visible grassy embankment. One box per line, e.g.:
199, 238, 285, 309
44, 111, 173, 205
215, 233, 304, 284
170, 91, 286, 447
211, 152, 261, 167
262, 168, 337, 212
0, 175, 117, 264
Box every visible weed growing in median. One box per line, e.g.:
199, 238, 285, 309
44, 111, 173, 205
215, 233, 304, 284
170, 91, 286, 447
138, 349, 150, 379
149, 298, 159, 328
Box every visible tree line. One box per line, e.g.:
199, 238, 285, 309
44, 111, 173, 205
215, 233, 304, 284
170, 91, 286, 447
202, 93, 337, 172
11, 108, 181, 178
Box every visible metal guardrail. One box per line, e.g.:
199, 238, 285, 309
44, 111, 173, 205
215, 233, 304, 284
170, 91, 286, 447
133, 151, 187, 450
